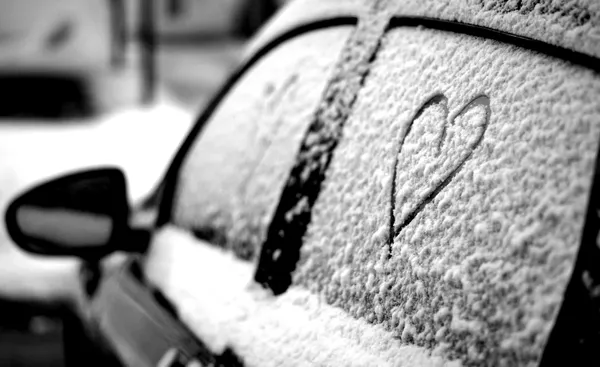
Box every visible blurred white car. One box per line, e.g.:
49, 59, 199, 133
0, 0, 195, 352
0, 0, 143, 115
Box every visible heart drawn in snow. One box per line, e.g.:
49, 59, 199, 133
388, 94, 491, 253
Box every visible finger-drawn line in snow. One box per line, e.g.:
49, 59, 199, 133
387, 94, 491, 257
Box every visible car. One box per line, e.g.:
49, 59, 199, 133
0, 95, 194, 366
0, 0, 196, 363
5, 0, 600, 366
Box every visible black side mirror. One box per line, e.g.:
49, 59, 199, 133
5, 167, 144, 260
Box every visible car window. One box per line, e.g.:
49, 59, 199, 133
293, 26, 600, 366
171, 25, 354, 259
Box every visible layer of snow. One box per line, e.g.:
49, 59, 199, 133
145, 226, 462, 367
297, 28, 600, 366
171, 17, 600, 367
173, 27, 354, 258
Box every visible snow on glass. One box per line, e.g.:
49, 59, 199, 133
297, 29, 600, 366
170, 6, 600, 367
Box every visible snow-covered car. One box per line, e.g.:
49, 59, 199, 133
5, 0, 600, 366
0, 1, 187, 362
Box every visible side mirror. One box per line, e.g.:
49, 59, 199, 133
5, 167, 144, 260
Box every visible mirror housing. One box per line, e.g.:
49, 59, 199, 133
5, 167, 142, 260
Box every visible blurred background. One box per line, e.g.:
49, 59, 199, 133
0, 0, 283, 365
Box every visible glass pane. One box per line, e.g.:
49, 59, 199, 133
172, 27, 353, 259
295, 28, 600, 366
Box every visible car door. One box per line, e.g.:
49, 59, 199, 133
141, 1, 600, 366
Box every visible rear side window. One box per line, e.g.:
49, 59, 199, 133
293, 27, 600, 366
172, 26, 354, 259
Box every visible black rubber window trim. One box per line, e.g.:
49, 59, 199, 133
155, 16, 359, 226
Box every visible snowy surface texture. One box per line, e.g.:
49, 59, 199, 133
145, 226, 462, 367
296, 28, 600, 366
174, 27, 353, 259
248, 0, 600, 61
163, 1, 600, 366
390, 0, 600, 58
